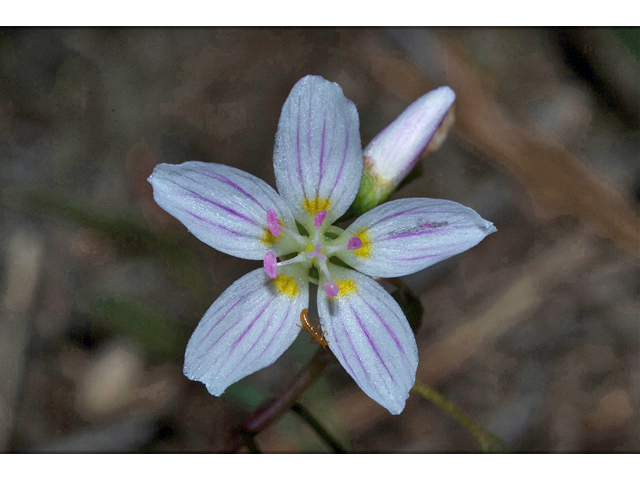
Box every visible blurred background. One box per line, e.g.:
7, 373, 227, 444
0, 28, 638, 452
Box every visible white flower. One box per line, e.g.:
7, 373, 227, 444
148, 76, 496, 414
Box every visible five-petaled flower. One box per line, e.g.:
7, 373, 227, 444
149, 75, 496, 414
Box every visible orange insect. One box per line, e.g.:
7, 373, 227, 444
297, 309, 329, 348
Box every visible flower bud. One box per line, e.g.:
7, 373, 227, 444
351, 86, 456, 215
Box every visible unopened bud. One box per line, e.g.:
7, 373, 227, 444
351, 86, 456, 215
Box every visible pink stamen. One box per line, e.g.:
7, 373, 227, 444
267, 209, 281, 237
313, 210, 327, 227
347, 237, 363, 250
324, 281, 340, 297
263, 252, 277, 279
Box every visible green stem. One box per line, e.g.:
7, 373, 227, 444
291, 403, 347, 453
412, 380, 509, 453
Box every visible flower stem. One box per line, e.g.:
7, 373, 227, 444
224, 347, 335, 452
291, 403, 347, 453
412, 380, 510, 453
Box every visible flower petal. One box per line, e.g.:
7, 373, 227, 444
184, 265, 309, 396
273, 75, 363, 230
334, 198, 497, 277
317, 265, 418, 415
149, 161, 300, 260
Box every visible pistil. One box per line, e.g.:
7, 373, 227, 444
307, 242, 326, 261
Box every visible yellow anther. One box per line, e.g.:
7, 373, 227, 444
272, 274, 299, 297
334, 279, 357, 297
303, 197, 331, 216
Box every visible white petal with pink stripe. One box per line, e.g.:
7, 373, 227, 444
149, 161, 299, 260
317, 265, 418, 415
184, 266, 308, 396
273, 75, 363, 231
335, 198, 497, 278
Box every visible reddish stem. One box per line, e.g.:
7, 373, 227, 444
222, 347, 335, 452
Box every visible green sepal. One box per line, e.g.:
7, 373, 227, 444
349, 168, 390, 216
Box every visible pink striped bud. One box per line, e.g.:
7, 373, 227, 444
352, 86, 456, 215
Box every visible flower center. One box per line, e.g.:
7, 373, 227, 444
262, 209, 362, 297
